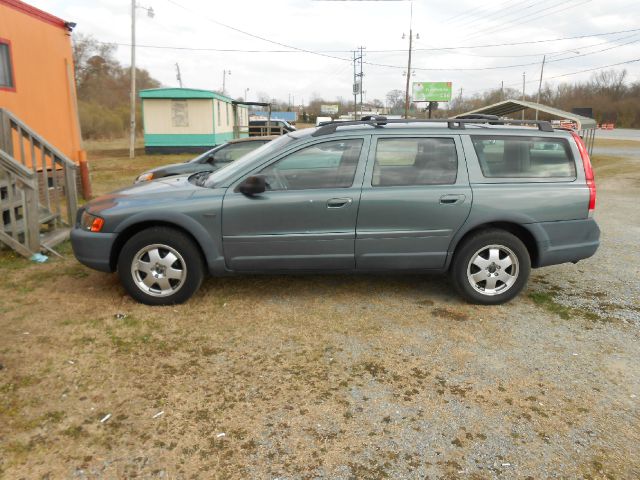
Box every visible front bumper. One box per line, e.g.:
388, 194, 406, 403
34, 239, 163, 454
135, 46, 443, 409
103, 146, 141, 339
70, 227, 117, 272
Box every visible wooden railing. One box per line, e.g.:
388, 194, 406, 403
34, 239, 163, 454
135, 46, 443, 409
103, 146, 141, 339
0, 108, 78, 256
248, 125, 285, 137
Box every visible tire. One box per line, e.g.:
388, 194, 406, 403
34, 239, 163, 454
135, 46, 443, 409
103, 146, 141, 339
450, 229, 531, 305
117, 227, 204, 306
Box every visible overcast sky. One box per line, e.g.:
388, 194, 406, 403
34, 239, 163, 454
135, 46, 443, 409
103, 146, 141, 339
32, 0, 640, 105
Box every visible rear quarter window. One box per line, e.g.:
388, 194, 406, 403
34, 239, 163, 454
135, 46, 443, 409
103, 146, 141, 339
471, 136, 576, 179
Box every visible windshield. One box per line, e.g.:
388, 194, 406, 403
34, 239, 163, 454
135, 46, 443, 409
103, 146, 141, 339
187, 144, 222, 164
203, 134, 296, 188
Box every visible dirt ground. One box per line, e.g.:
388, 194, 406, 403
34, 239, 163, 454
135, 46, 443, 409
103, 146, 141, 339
1, 138, 639, 479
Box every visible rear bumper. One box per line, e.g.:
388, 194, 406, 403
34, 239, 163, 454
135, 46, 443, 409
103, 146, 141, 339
534, 218, 600, 267
70, 228, 117, 272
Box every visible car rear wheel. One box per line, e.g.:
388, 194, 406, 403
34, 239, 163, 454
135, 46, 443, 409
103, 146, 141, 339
117, 227, 204, 305
450, 229, 530, 305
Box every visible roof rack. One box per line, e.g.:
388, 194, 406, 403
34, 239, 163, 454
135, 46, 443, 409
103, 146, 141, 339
311, 116, 554, 137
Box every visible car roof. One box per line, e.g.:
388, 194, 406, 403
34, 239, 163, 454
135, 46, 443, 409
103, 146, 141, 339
227, 135, 278, 144
300, 120, 573, 139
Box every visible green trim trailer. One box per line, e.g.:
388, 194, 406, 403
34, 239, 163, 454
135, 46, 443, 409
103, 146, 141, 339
140, 88, 249, 154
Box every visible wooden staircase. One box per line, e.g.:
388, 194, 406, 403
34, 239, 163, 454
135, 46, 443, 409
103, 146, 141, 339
0, 109, 78, 257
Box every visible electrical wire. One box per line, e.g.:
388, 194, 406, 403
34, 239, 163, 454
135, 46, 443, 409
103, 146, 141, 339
103, 27, 640, 55
461, 0, 593, 42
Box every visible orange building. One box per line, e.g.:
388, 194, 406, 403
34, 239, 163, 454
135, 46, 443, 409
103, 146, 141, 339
0, 0, 84, 164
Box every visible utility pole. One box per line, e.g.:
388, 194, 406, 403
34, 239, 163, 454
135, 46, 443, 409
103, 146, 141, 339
358, 46, 365, 118
222, 70, 231, 95
129, 1, 154, 159
521, 72, 526, 120
175, 63, 183, 88
352, 51, 358, 120
404, 1, 415, 119
500, 80, 504, 101
535, 55, 546, 120
244, 88, 250, 101
129, 0, 136, 159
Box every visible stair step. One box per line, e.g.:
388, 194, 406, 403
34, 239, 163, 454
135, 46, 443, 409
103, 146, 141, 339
1, 210, 60, 234
41, 227, 70, 250
1, 198, 24, 213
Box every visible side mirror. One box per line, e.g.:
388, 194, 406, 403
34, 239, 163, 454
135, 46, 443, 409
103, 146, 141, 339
238, 175, 266, 196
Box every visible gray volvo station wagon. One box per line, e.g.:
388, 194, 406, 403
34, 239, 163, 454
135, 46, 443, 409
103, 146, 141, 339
71, 118, 600, 306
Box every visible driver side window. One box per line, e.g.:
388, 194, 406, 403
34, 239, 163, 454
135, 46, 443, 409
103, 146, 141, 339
259, 138, 363, 191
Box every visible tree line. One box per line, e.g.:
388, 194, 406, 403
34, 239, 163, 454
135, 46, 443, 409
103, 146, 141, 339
73, 34, 159, 139
73, 34, 640, 138
444, 69, 640, 127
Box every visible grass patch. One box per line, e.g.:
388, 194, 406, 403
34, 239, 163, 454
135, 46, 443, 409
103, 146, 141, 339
529, 292, 572, 319
529, 291, 612, 323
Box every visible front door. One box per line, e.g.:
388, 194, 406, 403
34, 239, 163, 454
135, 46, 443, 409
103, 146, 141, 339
222, 137, 369, 271
355, 135, 472, 270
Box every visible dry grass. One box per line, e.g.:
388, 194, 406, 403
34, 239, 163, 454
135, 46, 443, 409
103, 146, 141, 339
1, 138, 639, 478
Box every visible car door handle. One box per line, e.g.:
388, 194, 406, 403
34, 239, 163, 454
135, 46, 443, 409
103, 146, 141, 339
327, 197, 353, 209
440, 194, 465, 205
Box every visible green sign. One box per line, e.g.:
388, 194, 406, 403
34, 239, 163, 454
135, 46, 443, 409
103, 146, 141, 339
412, 82, 452, 102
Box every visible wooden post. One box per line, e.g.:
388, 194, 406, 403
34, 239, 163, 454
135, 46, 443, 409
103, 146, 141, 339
22, 177, 40, 253
64, 162, 78, 225
233, 104, 239, 139
0, 110, 13, 156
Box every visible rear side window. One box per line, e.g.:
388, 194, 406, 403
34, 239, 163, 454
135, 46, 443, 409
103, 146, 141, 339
471, 136, 576, 178
373, 137, 457, 186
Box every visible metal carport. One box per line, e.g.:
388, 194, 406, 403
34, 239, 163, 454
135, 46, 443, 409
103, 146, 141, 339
457, 99, 597, 154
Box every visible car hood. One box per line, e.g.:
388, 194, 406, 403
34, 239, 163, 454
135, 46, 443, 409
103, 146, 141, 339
147, 162, 214, 177
86, 175, 200, 213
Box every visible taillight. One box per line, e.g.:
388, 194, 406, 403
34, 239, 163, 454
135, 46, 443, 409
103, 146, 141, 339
570, 130, 596, 215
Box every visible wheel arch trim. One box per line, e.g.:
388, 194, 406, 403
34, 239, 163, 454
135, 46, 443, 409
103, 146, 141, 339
110, 213, 223, 272
445, 219, 546, 270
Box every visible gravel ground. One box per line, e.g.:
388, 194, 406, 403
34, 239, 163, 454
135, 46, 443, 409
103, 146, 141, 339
0, 140, 639, 479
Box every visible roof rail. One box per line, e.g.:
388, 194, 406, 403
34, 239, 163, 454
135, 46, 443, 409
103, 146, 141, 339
311, 116, 554, 137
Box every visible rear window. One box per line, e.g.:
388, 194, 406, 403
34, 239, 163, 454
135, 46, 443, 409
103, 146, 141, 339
471, 136, 576, 178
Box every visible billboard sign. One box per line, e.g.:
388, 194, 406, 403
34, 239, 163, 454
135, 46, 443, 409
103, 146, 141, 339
412, 82, 452, 102
321, 104, 340, 115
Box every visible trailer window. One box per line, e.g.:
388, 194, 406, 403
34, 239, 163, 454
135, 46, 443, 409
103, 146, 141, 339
0, 40, 15, 90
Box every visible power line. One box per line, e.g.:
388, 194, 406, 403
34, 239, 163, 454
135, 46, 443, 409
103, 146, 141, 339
440, 0, 521, 27
362, 37, 640, 71
100, 27, 640, 55
463, 56, 640, 97
462, 0, 593, 42
164, 0, 352, 62
454, 0, 551, 32
407, 30, 640, 59
103, 33, 639, 73
100, 28, 640, 58
545, 57, 640, 80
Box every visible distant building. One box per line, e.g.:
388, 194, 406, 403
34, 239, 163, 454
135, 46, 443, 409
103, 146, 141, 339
250, 111, 297, 123
0, 0, 84, 164
140, 88, 249, 153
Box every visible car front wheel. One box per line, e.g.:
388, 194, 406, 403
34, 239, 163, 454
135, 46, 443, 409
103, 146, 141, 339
450, 229, 531, 305
117, 227, 204, 305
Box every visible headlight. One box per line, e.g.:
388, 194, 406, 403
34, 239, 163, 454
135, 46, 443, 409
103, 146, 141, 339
134, 172, 154, 183
80, 211, 105, 232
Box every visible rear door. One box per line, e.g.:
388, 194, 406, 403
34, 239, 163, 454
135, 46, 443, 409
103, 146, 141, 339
355, 135, 471, 270
222, 136, 370, 271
